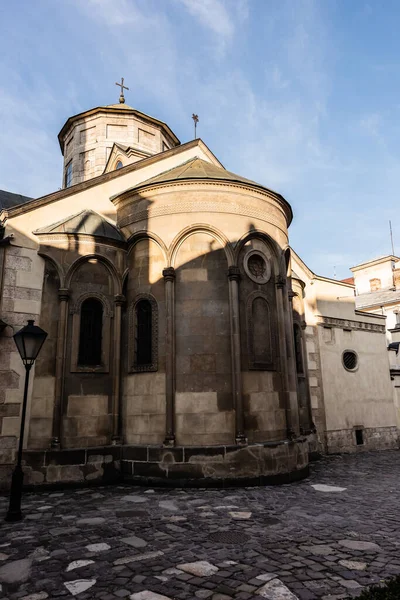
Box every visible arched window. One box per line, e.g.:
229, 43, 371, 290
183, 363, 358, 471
135, 299, 152, 366
293, 323, 304, 375
116, 161, 123, 170
129, 295, 158, 372
78, 298, 103, 366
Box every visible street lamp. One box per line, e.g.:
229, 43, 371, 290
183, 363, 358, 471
5, 320, 47, 522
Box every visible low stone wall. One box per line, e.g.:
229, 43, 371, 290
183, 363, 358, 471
326, 426, 399, 454
0, 438, 309, 490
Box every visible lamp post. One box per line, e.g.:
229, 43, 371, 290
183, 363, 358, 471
5, 320, 47, 522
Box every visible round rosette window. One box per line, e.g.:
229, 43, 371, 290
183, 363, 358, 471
244, 250, 271, 284
342, 350, 358, 372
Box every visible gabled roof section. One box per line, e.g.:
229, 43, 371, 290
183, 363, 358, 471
103, 142, 152, 174
0, 189, 34, 211
136, 157, 261, 188
34, 209, 125, 242
58, 104, 180, 154
3, 139, 222, 219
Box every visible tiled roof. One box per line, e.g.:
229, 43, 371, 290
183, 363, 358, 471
135, 157, 265, 189
34, 209, 125, 242
0, 189, 33, 211
341, 277, 355, 285
355, 288, 400, 309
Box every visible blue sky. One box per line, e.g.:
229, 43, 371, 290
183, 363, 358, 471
1, 0, 400, 278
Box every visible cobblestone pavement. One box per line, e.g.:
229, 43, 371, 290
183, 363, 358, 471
1, 451, 400, 600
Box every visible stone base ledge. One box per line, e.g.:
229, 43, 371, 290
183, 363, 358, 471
326, 426, 399, 454
0, 438, 309, 491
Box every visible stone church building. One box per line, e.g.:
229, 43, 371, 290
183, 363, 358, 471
0, 95, 398, 488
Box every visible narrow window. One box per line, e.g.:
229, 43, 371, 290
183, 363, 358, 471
65, 161, 73, 188
293, 324, 304, 375
78, 298, 103, 366
355, 428, 364, 445
116, 161, 123, 170
135, 299, 152, 366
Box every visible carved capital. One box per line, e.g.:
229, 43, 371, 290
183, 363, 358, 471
58, 288, 70, 302
114, 294, 126, 307
163, 267, 176, 282
275, 275, 286, 289
227, 266, 241, 282
288, 290, 296, 300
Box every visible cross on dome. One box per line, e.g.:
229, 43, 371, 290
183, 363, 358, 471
115, 77, 129, 104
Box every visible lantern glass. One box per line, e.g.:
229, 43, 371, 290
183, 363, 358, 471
13, 320, 47, 366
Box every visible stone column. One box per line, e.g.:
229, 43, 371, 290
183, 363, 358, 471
228, 266, 246, 445
112, 294, 125, 444
51, 288, 69, 449
285, 288, 300, 436
163, 267, 176, 446
275, 276, 295, 439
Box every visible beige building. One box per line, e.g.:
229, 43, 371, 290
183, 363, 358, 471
0, 97, 398, 489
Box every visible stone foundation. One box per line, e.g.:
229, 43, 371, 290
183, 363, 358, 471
326, 426, 399, 454
0, 439, 309, 490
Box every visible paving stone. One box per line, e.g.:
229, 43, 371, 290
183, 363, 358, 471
64, 579, 97, 596
129, 593, 172, 600
0, 558, 32, 583
66, 559, 95, 571
76, 517, 106, 525
228, 511, 252, 519
122, 495, 147, 503
257, 578, 300, 599
121, 536, 148, 548
338, 559, 367, 571
338, 540, 381, 552
86, 543, 111, 552
0, 452, 399, 600
256, 574, 278, 582
114, 551, 164, 565
301, 545, 334, 556
21, 593, 49, 600
311, 485, 347, 493
177, 561, 219, 577
158, 501, 179, 511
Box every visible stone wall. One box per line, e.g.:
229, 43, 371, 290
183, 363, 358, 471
0, 243, 45, 470
122, 239, 166, 445
0, 438, 309, 490
174, 234, 233, 445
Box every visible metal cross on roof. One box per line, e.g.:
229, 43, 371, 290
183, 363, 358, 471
115, 77, 129, 104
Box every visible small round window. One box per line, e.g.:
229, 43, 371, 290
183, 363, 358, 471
116, 161, 123, 170
244, 250, 271, 284
343, 350, 358, 371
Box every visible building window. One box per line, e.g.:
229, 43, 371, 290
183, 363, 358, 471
129, 294, 158, 372
78, 298, 103, 366
65, 161, 73, 188
135, 300, 152, 366
342, 350, 358, 372
116, 161, 123, 170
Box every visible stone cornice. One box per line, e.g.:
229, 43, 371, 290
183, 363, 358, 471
316, 315, 386, 334
115, 180, 292, 229
58, 105, 181, 153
